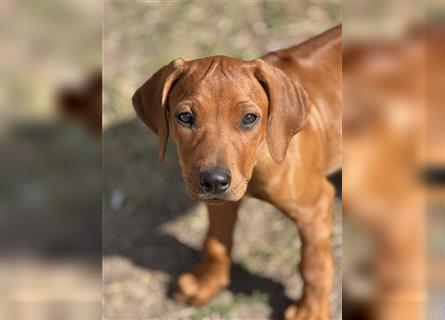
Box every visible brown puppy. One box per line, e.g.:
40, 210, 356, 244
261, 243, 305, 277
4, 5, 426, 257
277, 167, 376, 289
133, 25, 341, 320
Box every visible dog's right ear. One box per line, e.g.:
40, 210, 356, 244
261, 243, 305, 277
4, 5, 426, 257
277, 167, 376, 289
132, 58, 186, 162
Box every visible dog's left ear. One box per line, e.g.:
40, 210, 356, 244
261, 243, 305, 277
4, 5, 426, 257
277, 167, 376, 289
132, 58, 186, 162
253, 59, 311, 162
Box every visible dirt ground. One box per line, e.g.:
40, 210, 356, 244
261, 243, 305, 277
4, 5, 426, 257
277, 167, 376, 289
103, 2, 342, 319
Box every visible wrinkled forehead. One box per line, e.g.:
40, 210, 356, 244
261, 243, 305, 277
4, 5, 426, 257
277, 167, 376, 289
170, 56, 267, 107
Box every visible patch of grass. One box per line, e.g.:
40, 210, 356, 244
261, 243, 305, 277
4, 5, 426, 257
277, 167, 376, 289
190, 290, 270, 320
249, 289, 270, 305
191, 299, 241, 320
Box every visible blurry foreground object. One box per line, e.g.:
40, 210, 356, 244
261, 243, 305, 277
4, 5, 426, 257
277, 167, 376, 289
0, 1, 102, 319
343, 5, 445, 317
424, 19, 445, 320
342, 19, 428, 320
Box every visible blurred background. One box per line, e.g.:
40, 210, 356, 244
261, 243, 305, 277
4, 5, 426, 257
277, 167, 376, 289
103, 2, 341, 320
0, 0, 102, 319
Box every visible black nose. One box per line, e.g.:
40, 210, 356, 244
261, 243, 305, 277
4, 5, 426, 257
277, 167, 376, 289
199, 167, 231, 194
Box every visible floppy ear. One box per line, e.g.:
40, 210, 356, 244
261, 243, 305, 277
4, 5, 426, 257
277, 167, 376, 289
132, 58, 186, 162
254, 59, 311, 162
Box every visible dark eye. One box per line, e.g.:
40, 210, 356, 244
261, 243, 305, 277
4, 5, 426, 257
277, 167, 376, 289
241, 113, 258, 127
177, 112, 194, 127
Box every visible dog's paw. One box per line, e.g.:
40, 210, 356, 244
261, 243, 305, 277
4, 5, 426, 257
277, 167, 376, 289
284, 302, 330, 320
174, 263, 229, 306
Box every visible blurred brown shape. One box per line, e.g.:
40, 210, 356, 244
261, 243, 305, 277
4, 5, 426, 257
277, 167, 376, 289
425, 25, 445, 168
58, 72, 102, 138
343, 30, 427, 320
424, 23, 445, 320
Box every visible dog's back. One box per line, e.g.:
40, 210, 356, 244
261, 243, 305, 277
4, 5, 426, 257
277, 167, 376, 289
262, 25, 342, 174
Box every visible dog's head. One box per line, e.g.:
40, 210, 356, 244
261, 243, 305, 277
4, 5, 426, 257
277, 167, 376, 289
133, 56, 310, 203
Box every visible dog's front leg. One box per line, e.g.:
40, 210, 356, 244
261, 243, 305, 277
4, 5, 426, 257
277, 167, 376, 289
175, 200, 240, 306
284, 181, 335, 320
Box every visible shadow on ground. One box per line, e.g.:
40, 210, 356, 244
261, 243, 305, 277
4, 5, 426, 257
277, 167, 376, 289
0, 121, 102, 260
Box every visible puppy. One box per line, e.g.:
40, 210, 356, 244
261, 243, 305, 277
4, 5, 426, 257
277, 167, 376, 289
133, 25, 341, 320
